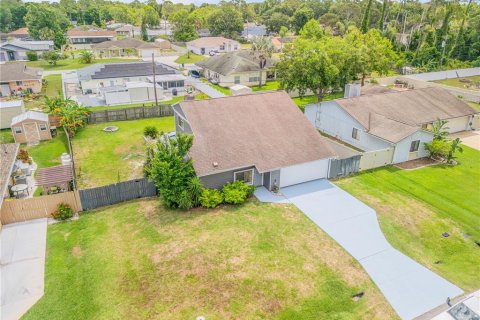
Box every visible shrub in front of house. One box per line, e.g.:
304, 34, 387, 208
52, 203, 74, 220
425, 139, 450, 159
144, 126, 159, 139
222, 181, 255, 205
26, 51, 38, 61
199, 189, 224, 208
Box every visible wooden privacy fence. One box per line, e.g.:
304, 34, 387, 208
87, 105, 174, 124
79, 178, 157, 210
0, 191, 82, 225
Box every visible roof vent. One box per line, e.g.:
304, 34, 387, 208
212, 162, 218, 167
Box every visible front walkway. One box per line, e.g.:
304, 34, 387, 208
1, 218, 48, 320
255, 180, 463, 320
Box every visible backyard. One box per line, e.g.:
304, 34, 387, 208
71, 117, 174, 188
336, 146, 480, 291
174, 53, 206, 64
20, 57, 142, 71
433, 76, 480, 91
22, 199, 396, 320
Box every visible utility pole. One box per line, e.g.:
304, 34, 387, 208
440, 35, 448, 67
152, 53, 158, 106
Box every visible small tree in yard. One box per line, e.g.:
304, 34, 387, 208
26, 51, 38, 61
447, 138, 463, 164
41, 50, 65, 65
146, 134, 203, 209
143, 126, 158, 139
79, 50, 94, 64
45, 95, 90, 137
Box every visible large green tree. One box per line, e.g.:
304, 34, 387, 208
265, 12, 289, 33
290, 7, 314, 34
208, 5, 243, 38
170, 9, 197, 42
25, 4, 69, 42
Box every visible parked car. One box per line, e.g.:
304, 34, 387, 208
209, 78, 219, 85
188, 70, 200, 78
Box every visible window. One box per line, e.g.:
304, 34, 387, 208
39, 124, 47, 131
234, 169, 254, 185
219, 45, 225, 51
234, 76, 240, 84
14, 127, 22, 134
234, 45, 238, 50
410, 140, 420, 152
352, 128, 360, 140
15, 81, 22, 86
178, 117, 184, 129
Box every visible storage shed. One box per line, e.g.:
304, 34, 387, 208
0, 100, 25, 129
11, 111, 52, 144
230, 85, 252, 96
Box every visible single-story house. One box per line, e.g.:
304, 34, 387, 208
0, 143, 20, 208
91, 38, 163, 59
67, 29, 116, 49
0, 100, 25, 129
114, 24, 141, 38
154, 38, 171, 50
241, 23, 267, 39
187, 37, 240, 56
76, 62, 185, 95
0, 40, 54, 62
174, 91, 337, 190
305, 86, 479, 164
6, 28, 31, 40
11, 111, 52, 144
99, 80, 173, 105
0, 63, 43, 97
195, 50, 275, 87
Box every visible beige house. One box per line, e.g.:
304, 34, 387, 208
91, 38, 163, 59
195, 50, 275, 87
187, 37, 240, 55
0, 64, 42, 97
0, 100, 25, 129
11, 111, 52, 144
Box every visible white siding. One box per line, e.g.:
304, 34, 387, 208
280, 159, 330, 187
392, 130, 433, 164
308, 102, 392, 151
80, 76, 149, 93
104, 91, 130, 105
444, 116, 470, 133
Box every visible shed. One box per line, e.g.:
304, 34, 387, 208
0, 100, 25, 129
36, 165, 74, 194
230, 85, 252, 96
11, 111, 52, 144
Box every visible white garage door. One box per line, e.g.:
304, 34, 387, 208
446, 117, 469, 133
141, 49, 159, 59
280, 159, 330, 188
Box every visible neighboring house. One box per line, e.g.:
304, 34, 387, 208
173, 91, 337, 190
154, 38, 171, 50
271, 37, 293, 52
114, 24, 141, 38
67, 29, 116, 49
187, 37, 240, 55
197, 29, 211, 38
0, 63, 43, 97
305, 86, 479, 164
76, 62, 185, 96
6, 28, 31, 40
0, 100, 25, 129
98, 81, 172, 105
0, 143, 20, 208
91, 38, 163, 59
11, 111, 52, 144
0, 40, 54, 62
195, 50, 275, 87
241, 23, 267, 39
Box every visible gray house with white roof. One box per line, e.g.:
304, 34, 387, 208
0, 40, 54, 61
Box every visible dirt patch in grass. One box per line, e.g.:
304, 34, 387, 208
72, 246, 83, 258
395, 157, 440, 170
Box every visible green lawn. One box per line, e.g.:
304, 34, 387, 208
209, 83, 231, 96
336, 146, 480, 291
20, 57, 142, 71
433, 76, 480, 91
467, 101, 480, 110
0, 129, 14, 143
292, 91, 344, 111
72, 117, 174, 188
174, 53, 206, 64
21, 74, 62, 110
26, 130, 69, 169
22, 199, 396, 320
252, 80, 281, 92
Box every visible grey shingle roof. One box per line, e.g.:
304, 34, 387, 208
0, 143, 19, 207
91, 38, 160, 50
0, 63, 42, 82
195, 50, 275, 76
77, 62, 180, 81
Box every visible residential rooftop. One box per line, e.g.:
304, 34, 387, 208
0, 143, 19, 207
187, 36, 238, 47
195, 50, 275, 76
76, 62, 180, 81
0, 63, 42, 82
91, 38, 161, 50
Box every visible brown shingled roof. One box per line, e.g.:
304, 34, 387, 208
0, 63, 42, 82
0, 143, 19, 207
92, 38, 160, 50
179, 91, 337, 176
67, 30, 116, 37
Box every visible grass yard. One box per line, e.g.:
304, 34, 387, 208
72, 117, 174, 188
175, 53, 206, 64
26, 130, 69, 169
252, 80, 281, 92
433, 76, 480, 91
44, 74, 63, 97
209, 83, 231, 96
467, 101, 480, 110
336, 146, 480, 291
293, 91, 344, 111
21, 57, 142, 71
22, 199, 396, 320
0, 129, 14, 143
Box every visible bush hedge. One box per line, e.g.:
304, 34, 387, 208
199, 188, 224, 208
222, 181, 255, 205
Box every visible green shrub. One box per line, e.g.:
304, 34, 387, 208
26, 51, 38, 61
143, 126, 159, 139
51, 203, 74, 220
425, 139, 450, 159
200, 188, 223, 208
222, 180, 255, 205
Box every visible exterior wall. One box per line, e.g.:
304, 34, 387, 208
187, 42, 240, 55
81, 76, 148, 93
204, 69, 267, 88
269, 170, 280, 190
307, 102, 392, 151
359, 148, 394, 170
173, 105, 193, 134
444, 116, 471, 133
129, 87, 164, 103
139, 48, 161, 58
104, 91, 130, 105
8, 80, 42, 95
0, 105, 24, 129
199, 166, 262, 189
392, 130, 433, 164
11, 119, 51, 143
279, 158, 330, 188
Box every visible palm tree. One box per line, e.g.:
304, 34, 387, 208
429, 118, 450, 140
79, 50, 94, 64
250, 35, 275, 87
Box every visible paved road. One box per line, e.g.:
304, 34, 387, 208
1, 218, 48, 320
255, 180, 463, 320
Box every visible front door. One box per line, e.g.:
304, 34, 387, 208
7, 51, 15, 61
23, 123, 40, 143
200, 48, 205, 55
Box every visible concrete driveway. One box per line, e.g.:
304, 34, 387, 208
1, 219, 48, 320
256, 180, 463, 320
449, 131, 480, 151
